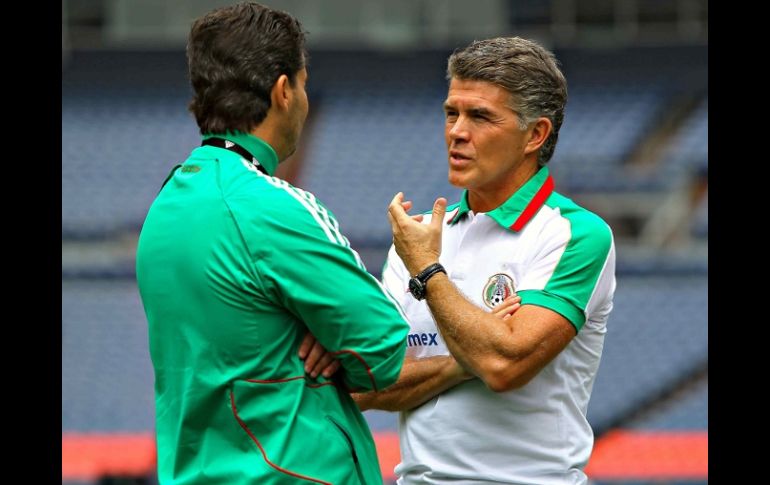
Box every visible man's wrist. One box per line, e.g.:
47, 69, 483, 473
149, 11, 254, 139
408, 262, 446, 300
409, 260, 440, 276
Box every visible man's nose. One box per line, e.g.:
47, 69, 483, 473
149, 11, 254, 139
448, 117, 470, 142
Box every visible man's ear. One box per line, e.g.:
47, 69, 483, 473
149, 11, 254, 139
524, 117, 552, 155
270, 74, 291, 112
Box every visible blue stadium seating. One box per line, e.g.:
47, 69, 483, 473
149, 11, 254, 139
62, 93, 200, 237
587, 275, 708, 434
690, 188, 708, 239
62, 279, 155, 432
550, 86, 672, 193
628, 376, 707, 430
659, 98, 708, 185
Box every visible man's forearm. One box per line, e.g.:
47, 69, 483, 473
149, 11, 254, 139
422, 273, 575, 392
352, 355, 470, 412
423, 273, 517, 381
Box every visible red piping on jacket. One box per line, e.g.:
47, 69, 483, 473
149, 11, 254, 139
229, 390, 332, 484
331, 349, 378, 391
244, 376, 335, 389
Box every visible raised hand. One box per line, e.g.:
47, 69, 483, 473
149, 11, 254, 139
387, 192, 447, 275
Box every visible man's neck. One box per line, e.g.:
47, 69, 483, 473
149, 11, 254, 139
467, 163, 539, 213
250, 123, 285, 162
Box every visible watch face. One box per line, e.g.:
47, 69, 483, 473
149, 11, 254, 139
408, 277, 425, 300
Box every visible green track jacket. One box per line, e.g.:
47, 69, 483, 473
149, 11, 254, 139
136, 131, 410, 484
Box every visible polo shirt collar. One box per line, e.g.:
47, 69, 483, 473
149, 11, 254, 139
202, 131, 279, 176
448, 167, 555, 232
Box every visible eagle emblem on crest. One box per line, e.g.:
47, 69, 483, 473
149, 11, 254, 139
483, 273, 515, 309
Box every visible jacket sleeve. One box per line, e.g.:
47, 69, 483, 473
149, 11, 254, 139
253, 187, 409, 392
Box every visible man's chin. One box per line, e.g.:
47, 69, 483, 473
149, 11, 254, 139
447, 172, 469, 189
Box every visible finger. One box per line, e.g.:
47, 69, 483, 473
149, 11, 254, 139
388, 192, 404, 215
304, 341, 326, 373
298, 332, 315, 359
412, 214, 424, 222
401, 200, 414, 212
492, 305, 513, 318
492, 296, 517, 312
495, 295, 521, 310
497, 303, 521, 320
493, 299, 521, 318
310, 353, 336, 378
387, 208, 398, 233
500, 303, 522, 322
430, 197, 447, 228
388, 192, 410, 223
321, 360, 341, 378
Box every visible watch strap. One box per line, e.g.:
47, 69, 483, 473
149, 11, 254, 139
415, 262, 446, 285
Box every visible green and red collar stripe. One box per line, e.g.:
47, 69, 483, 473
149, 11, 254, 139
448, 167, 554, 232
510, 174, 554, 231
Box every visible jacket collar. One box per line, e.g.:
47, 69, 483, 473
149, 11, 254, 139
202, 131, 279, 176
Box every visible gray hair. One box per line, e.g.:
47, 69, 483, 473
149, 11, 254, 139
447, 37, 567, 166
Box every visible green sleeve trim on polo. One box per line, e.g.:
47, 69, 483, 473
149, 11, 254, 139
518, 289, 585, 330
544, 196, 613, 313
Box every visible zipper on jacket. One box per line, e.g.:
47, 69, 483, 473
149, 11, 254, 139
326, 416, 366, 483
326, 416, 358, 463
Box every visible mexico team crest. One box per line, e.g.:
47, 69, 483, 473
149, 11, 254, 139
483, 273, 515, 309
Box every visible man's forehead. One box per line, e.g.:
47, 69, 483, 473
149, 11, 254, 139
444, 78, 512, 108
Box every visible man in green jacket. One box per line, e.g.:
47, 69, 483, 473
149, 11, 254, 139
135, 3, 410, 483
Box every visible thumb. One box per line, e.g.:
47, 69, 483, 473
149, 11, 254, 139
431, 197, 447, 229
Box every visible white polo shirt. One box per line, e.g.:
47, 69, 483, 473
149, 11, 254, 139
382, 167, 616, 485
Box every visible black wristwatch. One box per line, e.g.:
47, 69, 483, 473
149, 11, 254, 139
408, 263, 446, 300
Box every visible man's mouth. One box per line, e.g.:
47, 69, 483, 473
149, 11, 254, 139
449, 150, 472, 168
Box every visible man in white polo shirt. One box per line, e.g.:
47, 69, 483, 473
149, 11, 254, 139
354, 37, 616, 484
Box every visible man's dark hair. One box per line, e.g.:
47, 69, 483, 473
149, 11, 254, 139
447, 37, 567, 166
187, 2, 306, 134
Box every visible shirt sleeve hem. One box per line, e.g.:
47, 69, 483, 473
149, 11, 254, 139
518, 289, 586, 331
